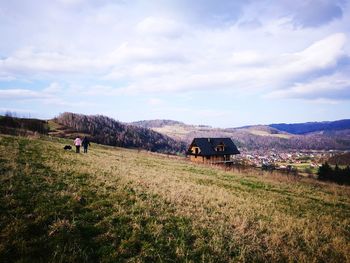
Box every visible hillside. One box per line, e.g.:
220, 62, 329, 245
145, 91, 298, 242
131, 119, 185, 129
0, 115, 49, 135
328, 152, 350, 166
51, 112, 186, 154
132, 119, 350, 151
269, 119, 350, 134
0, 134, 349, 262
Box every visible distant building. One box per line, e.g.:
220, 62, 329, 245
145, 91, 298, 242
187, 138, 240, 164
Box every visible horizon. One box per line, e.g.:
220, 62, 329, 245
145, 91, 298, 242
1, 110, 349, 130
1, 0, 350, 127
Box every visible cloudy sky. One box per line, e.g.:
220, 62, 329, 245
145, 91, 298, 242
0, 0, 349, 127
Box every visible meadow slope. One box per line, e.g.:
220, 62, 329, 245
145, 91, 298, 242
0, 134, 349, 262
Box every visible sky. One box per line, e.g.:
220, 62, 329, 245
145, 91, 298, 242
0, 0, 350, 127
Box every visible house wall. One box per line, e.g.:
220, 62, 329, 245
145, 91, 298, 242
189, 155, 227, 164
206, 155, 225, 163
190, 155, 204, 163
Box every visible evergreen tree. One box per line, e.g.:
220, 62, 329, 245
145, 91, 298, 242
317, 162, 332, 181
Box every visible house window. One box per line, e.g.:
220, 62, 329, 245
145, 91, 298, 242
195, 148, 199, 154
206, 156, 210, 160
216, 145, 224, 151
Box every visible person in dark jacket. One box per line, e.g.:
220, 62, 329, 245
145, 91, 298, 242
82, 136, 91, 153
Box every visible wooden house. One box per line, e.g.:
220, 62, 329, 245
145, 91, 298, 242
187, 138, 240, 164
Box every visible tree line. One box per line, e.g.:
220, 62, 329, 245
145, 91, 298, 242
317, 162, 350, 185
54, 112, 187, 154
0, 114, 49, 135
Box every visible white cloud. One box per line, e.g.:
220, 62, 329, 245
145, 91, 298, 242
0, 25, 347, 102
0, 49, 101, 76
136, 16, 185, 38
43, 82, 63, 93
266, 72, 350, 100
147, 98, 164, 106
109, 42, 187, 64
0, 83, 94, 108
307, 98, 341, 104
281, 33, 346, 74
0, 0, 350, 125
72, 84, 121, 96
0, 74, 15, 81
57, 0, 84, 6
106, 33, 347, 96
0, 89, 52, 100
230, 50, 265, 65
291, 0, 343, 28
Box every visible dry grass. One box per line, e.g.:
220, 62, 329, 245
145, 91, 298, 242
47, 120, 90, 138
153, 125, 193, 137
0, 134, 349, 262
153, 124, 234, 141
246, 129, 292, 139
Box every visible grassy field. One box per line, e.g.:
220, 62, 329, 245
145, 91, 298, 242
0, 134, 349, 262
246, 129, 292, 139
277, 162, 319, 177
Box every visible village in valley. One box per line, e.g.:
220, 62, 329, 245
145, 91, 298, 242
186, 136, 346, 176
234, 149, 341, 175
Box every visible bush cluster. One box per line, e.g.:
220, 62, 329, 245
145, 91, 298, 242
317, 162, 350, 185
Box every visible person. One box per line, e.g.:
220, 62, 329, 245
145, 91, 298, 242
74, 136, 82, 153
82, 136, 91, 153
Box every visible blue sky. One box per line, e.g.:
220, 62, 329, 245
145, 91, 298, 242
0, 0, 350, 127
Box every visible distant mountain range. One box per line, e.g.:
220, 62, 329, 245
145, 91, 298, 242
269, 119, 350, 135
1, 113, 350, 152
131, 119, 350, 151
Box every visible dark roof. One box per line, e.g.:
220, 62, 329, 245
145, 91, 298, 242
187, 138, 240, 156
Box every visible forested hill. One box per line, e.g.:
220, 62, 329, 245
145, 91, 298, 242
52, 113, 186, 154
131, 119, 185, 129
269, 119, 350, 134
132, 119, 350, 151
0, 115, 49, 135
